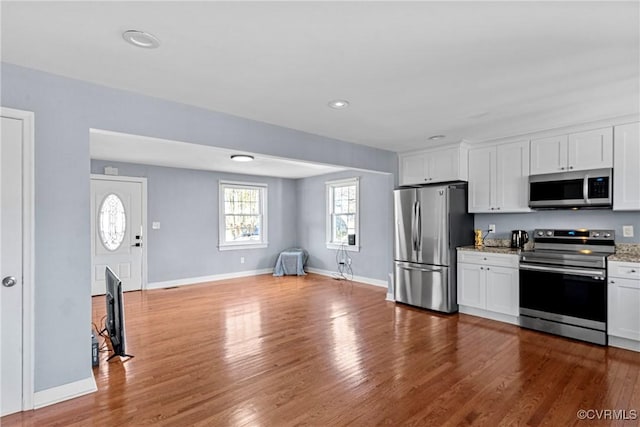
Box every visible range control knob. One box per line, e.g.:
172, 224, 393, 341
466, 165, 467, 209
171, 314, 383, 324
593, 232, 600, 237
537, 231, 544, 236
603, 233, 611, 238
546, 230, 553, 236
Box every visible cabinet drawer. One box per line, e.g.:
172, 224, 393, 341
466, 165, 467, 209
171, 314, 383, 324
457, 251, 519, 268
608, 261, 640, 280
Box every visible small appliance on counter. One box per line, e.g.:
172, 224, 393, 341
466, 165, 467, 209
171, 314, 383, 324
510, 230, 529, 249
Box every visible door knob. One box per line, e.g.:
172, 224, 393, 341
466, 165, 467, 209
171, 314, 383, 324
2, 276, 17, 287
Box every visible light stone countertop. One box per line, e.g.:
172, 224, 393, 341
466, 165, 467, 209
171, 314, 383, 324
608, 244, 640, 263
459, 243, 640, 263
457, 245, 521, 255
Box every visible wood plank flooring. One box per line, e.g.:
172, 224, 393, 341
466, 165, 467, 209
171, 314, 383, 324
3, 273, 640, 426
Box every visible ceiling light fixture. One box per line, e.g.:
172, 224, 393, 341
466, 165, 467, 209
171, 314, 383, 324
428, 135, 446, 141
230, 154, 254, 162
122, 30, 160, 49
328, 99, 350, 109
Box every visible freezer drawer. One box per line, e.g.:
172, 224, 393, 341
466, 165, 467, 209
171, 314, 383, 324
394, 262, 457, 313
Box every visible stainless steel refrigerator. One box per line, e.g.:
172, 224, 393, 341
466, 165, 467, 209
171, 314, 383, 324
393, 183, 473, 313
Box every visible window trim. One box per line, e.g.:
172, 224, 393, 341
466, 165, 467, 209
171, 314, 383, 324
326, 177, 360, 252
218, 180, 268, 251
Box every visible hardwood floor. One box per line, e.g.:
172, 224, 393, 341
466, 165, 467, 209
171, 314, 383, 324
3, 273, 639, 426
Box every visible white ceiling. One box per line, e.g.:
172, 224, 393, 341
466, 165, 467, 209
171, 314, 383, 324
2, 1, 639, 155
90, 129, 348, 179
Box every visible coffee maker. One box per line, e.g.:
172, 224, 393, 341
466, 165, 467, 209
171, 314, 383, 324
511, 230, 529, 249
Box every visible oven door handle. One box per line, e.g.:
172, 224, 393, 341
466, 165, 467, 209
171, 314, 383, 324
520, 263, 605, 278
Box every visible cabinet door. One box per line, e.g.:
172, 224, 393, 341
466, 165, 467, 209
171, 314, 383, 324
530, 135, 567, 175
567, 127, 613, 171
457, 263, 486, 309
495, 140, 531, 212
427, 147, 460, 183
468, 147, 495, 213
613, 122, 640, 211
485, 266, 519, 316
399, 153, 427, 186
608, 278, 640, 341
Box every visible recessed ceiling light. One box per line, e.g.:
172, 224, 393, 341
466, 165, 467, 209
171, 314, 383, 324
428, 135, 446, 141
328, 99, 350, 109
230, 154, 254, 162
122, 30, 160, 49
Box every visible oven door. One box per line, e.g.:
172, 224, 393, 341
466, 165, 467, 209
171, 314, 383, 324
519, 263, 606, 330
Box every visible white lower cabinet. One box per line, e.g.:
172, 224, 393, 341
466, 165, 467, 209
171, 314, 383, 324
457, 251, 519, 324
608, 261, 640, 352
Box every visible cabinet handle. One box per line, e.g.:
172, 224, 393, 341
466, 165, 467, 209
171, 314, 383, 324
496, 207, 501, 210
610, 280, 615, 284
480, 267, 484, 270
560, 167, 565, 170
487, 268, 490, 271
631, 269, 637, 273
569, 166, 574, 170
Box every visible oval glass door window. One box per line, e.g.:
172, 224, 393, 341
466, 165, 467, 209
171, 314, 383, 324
99, 194, 127, 251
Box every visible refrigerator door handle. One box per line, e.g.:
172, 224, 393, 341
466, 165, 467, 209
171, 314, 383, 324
416, 201, 422, 253
397, 263, 443, 273
411, 202, 418, 252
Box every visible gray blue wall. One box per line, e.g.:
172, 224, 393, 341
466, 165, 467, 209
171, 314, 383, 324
475, 210, 640, 243
1, 62, 396, 393
296, 170, 394, 282
91, 160, 299, 282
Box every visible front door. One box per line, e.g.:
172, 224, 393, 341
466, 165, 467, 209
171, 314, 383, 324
1, 115, 25, 416
91, 177, 144, 295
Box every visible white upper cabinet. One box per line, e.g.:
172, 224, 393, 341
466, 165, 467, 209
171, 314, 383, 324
530, 135, 568, 175
399, 145, 468, 186
468, 140, 530, 213
613, 122, 640, 211
530, 127, 613, 175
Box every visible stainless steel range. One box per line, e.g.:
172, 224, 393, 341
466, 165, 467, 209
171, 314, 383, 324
519, 229, 615, 345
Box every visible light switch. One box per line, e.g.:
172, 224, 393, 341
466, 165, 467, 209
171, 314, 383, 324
152, 222, 161, 230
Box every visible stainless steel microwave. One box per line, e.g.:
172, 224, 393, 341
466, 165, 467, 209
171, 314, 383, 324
529, 168, 612, 209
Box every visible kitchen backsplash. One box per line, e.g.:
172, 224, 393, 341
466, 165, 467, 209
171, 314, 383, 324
475, 210, 640, 244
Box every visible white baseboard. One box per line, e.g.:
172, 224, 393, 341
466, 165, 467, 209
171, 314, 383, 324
305, 267, 389, 289
386, 293, 395, 301
34, 376, 97, 409
608, 336, 640, 352
146, 268, 273, 290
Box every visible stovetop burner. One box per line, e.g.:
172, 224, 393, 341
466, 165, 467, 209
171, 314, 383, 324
520, 229, 615, 269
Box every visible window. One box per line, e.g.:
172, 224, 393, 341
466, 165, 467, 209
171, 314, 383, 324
326, 177, 359, 251
99, 193, 127, 251
219, 181, 268, 250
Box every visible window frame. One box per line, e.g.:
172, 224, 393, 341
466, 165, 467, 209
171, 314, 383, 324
218, 180, 268, 251
326, 177, 360, 252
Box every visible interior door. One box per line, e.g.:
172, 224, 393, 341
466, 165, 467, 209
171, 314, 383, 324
91, 178, 143, 295
1, 116, 24, 416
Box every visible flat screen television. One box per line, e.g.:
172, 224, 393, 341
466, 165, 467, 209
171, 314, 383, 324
105, 266, 132, 360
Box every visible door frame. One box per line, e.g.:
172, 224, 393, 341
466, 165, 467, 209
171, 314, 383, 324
1, 107, 35, 412
90, 174, 148, 291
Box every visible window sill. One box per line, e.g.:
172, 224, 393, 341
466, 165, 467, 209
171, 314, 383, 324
326, 243, 360, 252
219, 243, 268, 251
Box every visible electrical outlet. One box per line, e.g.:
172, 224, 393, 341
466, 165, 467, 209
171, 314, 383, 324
623, 225, 634, 237
151, 221, 160, 230
240, 257, 245, 264
488, 224, 496, 233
